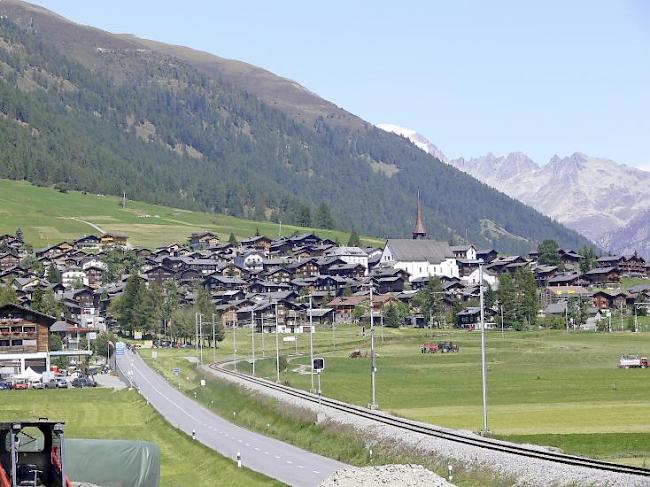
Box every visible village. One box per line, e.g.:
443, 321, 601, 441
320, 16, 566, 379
0, 198, 648, 382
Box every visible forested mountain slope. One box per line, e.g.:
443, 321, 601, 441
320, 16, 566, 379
0, 0, 590, 253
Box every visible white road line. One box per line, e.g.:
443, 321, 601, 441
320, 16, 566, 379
298, 465, 304, 469
274, 455, 281, 459
313, 470, 320, 474
286, 460, 293, 464
254, 447, 259, 451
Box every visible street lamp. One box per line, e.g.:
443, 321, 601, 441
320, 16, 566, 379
479, 260, 489, 435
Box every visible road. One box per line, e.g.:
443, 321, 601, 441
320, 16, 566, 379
116, 348, 345, 487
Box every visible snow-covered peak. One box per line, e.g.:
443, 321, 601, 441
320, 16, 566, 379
377, 123, 447, 162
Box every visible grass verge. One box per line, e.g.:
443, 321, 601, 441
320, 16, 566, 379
145, 352, 516, 486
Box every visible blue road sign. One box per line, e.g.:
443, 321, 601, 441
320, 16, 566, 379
116, 342, 126, 356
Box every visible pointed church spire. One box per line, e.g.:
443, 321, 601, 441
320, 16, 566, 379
412, 188, 427, 240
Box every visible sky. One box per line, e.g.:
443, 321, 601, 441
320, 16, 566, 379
30, 1, 650, 168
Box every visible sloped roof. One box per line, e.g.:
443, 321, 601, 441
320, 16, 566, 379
385, 239, 453, 263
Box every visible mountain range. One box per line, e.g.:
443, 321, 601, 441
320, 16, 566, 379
0, 0, 589, 254
378, 125, 650, 257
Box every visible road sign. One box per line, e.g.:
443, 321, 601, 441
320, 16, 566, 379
115, 342, 126, 356
283, 336, 296, 342
172, 367, 181, 376
87, 332, 97, 340
313, 357, 325, 370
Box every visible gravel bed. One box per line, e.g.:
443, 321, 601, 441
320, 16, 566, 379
203, 366, 648, 487
320, 464, 453, 486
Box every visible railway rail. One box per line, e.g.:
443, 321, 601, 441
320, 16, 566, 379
210, 361, 650, 479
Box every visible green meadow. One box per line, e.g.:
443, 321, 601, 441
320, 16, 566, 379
0, 179, 382, 249
146, 327, 650, 466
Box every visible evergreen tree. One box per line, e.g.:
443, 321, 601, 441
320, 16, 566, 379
46, 265, 59, 283
579, 245, 598, 273
15, 227, 23, 242
31, 287, 45, 312
228, 232, 237, 245
537, 239, 561, 266
314, 203, 335, 229
347, 230, 361, 247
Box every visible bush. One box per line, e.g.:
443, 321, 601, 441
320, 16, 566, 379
49, 334, 62, 351
54, 182, 69, 193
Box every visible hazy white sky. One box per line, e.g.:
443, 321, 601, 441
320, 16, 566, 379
31, 0, 650, 168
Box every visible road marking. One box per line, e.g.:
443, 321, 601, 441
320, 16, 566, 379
298, 465, 304, 469
274, 455, 281, 459
237, 439, 242, 443
245, 443, 250, 447
312, 470, 320, 474
264, 451, 269, 455
286, 460, 293, 464
254, 447, 259, 451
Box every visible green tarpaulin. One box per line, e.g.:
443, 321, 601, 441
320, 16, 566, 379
64, 439, 160, 487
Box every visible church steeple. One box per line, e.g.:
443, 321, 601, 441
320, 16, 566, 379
412, 189, 427, 240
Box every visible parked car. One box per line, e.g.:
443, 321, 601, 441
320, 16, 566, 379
0, 380, 11, 390
31, 380, 46, 389
71, 377, 96, 388
12, 381, 28, 390
55, 377, 70, 389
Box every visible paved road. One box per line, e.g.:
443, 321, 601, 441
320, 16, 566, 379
116, 349, 344, 487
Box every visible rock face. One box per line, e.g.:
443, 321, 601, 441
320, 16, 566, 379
447, 151, 650, 256
377, 123, 650, 256
320, 464, 454, 487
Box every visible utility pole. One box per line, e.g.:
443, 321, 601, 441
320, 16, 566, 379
233, 319, 237, 371
275, 301, 280, 383
195, 312, 199, 357
308, 294, 314, 393
199, 313, 203, 365
251, 310, 256, 377
500, 303, 504, 337
479, 260, 489, 435
212, 313, 216, 364
565, 301, 569, 333
369, 283, 378, 410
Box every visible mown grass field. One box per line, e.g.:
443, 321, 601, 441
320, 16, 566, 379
0, 388, 280, 486
146, 327, 650, 466
0, 179, 382, 249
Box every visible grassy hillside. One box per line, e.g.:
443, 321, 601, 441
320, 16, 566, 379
0, 179, 382, 249
0, 2, 591, 253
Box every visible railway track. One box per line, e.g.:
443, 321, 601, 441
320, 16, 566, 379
209, 361, 650, 479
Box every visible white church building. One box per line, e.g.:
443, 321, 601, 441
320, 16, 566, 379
379, 191, 459, 282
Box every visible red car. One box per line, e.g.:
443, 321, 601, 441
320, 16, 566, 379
12, 381, 29, 390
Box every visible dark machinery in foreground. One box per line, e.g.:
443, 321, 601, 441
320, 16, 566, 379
0, 420, 72, 487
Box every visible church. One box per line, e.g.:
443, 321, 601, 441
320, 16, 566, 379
380, 192, 460, 282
